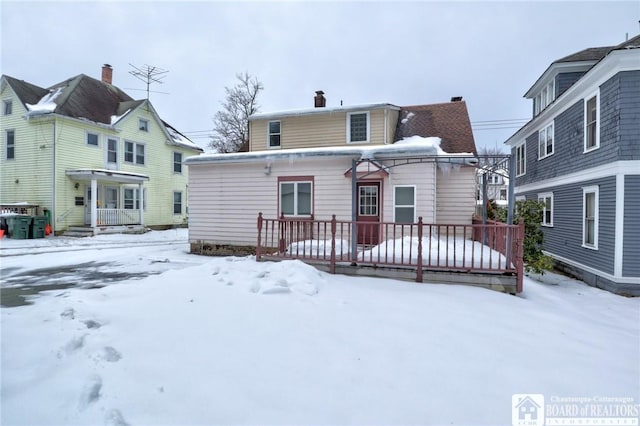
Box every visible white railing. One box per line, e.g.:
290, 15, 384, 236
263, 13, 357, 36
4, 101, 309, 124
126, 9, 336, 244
96, 209, 141, 226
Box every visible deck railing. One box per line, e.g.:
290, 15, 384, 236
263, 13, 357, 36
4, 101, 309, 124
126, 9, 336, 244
96, 209, 140, 226
256, 213, 524, 292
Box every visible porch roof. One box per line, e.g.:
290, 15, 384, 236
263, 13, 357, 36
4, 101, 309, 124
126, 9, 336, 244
66, 169, 149, 184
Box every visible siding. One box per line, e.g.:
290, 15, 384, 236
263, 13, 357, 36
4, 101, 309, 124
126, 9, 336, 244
436, 166, 476, 225
188, 157, 440, 246
0, 85, 55, 214
519, 177, 616, 275
249, 108, 394, 151
556, 72, 586, 98
617, 71, 640, 160
623, 175, 640, 277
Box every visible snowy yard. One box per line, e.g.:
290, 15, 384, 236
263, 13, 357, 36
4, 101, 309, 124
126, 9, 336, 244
1, 229, 638, 425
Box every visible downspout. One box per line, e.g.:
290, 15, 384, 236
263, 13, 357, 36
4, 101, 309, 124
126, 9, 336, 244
351, 158, 357, 262
51, 120, 56, 235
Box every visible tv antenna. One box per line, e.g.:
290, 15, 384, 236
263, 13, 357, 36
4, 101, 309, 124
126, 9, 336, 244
128, 64, 169, 100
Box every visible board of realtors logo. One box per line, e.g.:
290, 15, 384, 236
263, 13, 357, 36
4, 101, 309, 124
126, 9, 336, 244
512, 394, 545, 426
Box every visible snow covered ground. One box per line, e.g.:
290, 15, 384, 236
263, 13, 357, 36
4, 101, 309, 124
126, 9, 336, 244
1, 229, 638, 425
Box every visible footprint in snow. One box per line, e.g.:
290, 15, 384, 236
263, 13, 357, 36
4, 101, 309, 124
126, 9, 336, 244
83, 319, 102, 329
78, 375, 102, 410
105, 409, 130, 426
101, 346, 122, 362
60, 308, 75, 320
58, 334, 86, 358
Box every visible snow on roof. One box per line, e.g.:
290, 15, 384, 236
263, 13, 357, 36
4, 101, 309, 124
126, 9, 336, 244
110, 109, 131, 125
249, 103, 400, 121
164, 124, 202, 151
26, 87, 63, 113
185, 136, 476, 166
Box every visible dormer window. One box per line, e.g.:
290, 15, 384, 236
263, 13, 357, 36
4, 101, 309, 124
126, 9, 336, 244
139, 118, 149, 132
534, 80, 556, 115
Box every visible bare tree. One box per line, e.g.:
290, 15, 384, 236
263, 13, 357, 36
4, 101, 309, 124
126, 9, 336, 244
209, 72, 264, 153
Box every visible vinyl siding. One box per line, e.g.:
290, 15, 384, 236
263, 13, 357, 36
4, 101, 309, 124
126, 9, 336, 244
520, 177, 616, 275
249, 108, 394, 151
616, 71, 640, 160
0, 85, 54, 213
436, 166, 476, 225
188, 158, 440, 246
623, 175, 640, 277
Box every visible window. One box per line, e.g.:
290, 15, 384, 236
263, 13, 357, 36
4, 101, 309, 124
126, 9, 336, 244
584, 94, 599, 151
87, 132, 99, 146
516, 143, 526, 176
124, 188, 146, 210
359, 185, 379, 216
280, 180, 312, 216
268, 121, 281, 148
6, 129, 15, 159
538, 193, 553, 227
107, 137, 118, 164
139, 118, 149, 132
394, 186, 416, 223
534, 80, 555, 115
3, 100, 12, 115
173, 152, 182, 173
538, 123, 554, 159
347, 112, 370, 143
173, 191, 182, 214
583, 186, 599, 249
124, 141, 145, 165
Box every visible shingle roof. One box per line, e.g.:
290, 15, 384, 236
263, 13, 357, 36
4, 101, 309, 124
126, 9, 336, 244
394, 101, 477, 155
2, 75, 49, 108
554, 34, 640, 64
47, 74, 134, 124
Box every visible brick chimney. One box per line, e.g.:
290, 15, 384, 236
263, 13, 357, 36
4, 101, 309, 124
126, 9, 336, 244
314, 90, 326, 108
101, 64, 113, 84
450, 96, 463, 102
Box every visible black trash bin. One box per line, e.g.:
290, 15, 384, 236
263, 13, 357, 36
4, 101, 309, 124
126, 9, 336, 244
30, 216, 47, 239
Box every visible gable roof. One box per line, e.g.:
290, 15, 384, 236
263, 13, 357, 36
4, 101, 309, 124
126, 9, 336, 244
394, 101, 477, 155
1, 75, 49, 109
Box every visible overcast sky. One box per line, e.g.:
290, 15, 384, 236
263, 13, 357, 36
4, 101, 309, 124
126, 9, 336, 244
2, 1, 638, 152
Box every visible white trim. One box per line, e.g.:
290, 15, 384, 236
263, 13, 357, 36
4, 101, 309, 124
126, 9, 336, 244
515, 142, 526, 177
506, 51, 638, 147
525, 61, 595, 99
279, 180, 313, 217
86, 130, 100, 147
545, 250, 640, 285
614, 174, 624, 277
515, 160, 640, 194
124, 140, 146, 166
346, 111, 370, 144
538, 192, 554, 227
581, 185, 599, 250
537, 121, 554, 160
250, 103, 400, 121
583, 90, 600, 153
393, 185, 416, 223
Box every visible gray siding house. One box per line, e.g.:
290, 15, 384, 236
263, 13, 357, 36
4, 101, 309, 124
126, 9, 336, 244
505, 35, 640, 295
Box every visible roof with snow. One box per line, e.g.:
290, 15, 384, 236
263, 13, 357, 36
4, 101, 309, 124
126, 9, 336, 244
249, 103, 400, 121
1, 73, 202, 152
394, 101, 477, 155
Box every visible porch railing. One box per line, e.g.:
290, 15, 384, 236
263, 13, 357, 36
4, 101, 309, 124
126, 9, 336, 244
96, 208, 140, 226
256, 213, 524, 293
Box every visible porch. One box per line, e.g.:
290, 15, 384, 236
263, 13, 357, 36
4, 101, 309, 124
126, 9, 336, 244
65, 169, 148, 236
256, 214, 525, 294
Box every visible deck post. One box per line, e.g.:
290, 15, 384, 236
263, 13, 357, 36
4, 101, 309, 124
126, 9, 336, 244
330, 215, 337, 274
417, 217, 423, 283
256, 212, 263, 261
351, 159, 358, 263
516, 218, 525, 293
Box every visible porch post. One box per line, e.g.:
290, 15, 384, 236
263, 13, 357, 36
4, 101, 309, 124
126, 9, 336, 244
507, 153, 515, 225
351, 159, 358, 263
138, 183, 145, 226
90, 178, 97, 228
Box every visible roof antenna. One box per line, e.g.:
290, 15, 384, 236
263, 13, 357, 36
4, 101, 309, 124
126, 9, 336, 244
128, 64, 169, 101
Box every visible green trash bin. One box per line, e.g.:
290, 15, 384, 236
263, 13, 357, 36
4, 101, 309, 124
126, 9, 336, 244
6, 215, 31, 239
30, 216, 47, 239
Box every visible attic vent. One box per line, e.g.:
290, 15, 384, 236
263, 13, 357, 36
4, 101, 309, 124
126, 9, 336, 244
451, 96, 463, 102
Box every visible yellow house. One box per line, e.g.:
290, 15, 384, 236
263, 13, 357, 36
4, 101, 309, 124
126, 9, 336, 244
0, 65, 203, 236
